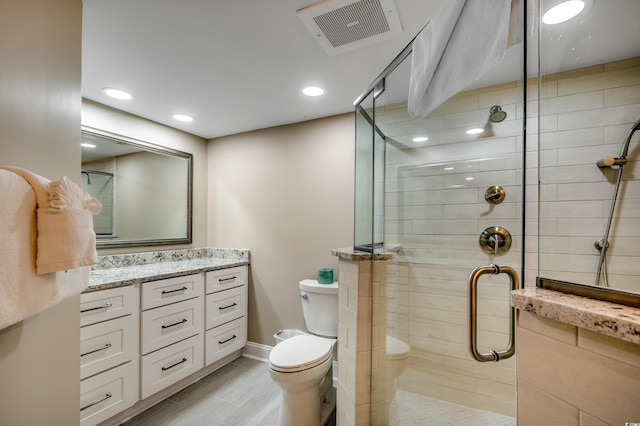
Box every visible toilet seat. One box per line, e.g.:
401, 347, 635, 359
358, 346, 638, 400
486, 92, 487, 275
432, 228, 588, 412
269, 334, 333, 373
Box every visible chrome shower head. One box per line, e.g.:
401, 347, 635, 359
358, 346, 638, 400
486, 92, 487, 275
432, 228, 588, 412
489, 105, 507, 123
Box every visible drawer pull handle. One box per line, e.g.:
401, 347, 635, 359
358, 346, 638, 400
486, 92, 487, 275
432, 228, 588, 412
161, 318, 187, 329
162, 357, 187, 371
219, 302, 238, 310
162, 286, 188, 295
81, 343, 112, 357
80, 303, 112, 313
219, 334, 237, 345
219, 276, 237, 282
80, 392, 112, 411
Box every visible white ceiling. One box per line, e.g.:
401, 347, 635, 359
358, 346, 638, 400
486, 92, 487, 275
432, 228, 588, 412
82, 0, 640, 140
81, 0, 447, 139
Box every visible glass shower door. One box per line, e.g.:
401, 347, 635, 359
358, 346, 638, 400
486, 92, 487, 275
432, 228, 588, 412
362, 38, 524, 425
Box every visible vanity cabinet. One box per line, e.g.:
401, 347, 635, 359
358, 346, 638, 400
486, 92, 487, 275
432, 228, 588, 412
205, 267, 248, 365
140, 274, 204, 399
80, 264, 248, 425
80, 285, 139, 426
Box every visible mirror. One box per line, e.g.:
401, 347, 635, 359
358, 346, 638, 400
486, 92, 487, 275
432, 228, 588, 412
81, 126, 192, 248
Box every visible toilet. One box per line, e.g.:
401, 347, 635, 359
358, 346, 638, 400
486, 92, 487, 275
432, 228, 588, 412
269, 279, 339, 426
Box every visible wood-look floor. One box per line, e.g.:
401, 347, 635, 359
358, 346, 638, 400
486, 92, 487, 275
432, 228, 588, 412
124, 357, 281, 425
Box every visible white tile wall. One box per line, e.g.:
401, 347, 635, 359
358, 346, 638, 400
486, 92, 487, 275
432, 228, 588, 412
538, 57, 640, 292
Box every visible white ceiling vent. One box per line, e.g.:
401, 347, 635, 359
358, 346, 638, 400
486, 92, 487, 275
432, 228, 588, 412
297, 0, 403, 56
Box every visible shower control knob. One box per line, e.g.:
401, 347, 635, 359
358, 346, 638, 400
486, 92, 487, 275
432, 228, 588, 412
479, 227, 512, 256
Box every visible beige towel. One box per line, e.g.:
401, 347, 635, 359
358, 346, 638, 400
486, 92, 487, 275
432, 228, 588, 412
1, 167, 102, 274
0, 170, 92, 330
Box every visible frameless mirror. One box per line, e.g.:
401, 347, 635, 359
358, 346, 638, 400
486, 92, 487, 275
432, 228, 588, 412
81, 127, 192, 248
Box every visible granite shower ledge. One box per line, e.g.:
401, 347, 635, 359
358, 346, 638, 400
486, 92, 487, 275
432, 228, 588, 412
512, 288, 640, 345
86, 248, 250, 293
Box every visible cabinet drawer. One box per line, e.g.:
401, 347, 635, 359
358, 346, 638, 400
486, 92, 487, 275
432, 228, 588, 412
141, 274, 204, 310
80, 361, 138, 426
205, 285, 247, 330
205, 316, 247, 366
141, 297, 203, 355
81, 285, 137, 327
141, 334, 204, 399
81, 315, 138, 380
205, 266, 247, 294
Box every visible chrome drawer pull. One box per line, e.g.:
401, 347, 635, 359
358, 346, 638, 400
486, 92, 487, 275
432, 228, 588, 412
219, 334, 237, 345
219, 302, 238, 310
219, 276, 237, 282
81, 343, 112, 357
80, 303, 112, 313
80, 392, 112, 411
161, 357, 187, 371
161, 318, 187, 329
161, 286, 188, 295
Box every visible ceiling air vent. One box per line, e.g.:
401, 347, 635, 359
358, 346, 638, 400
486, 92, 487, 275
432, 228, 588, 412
297, 0, 403, 56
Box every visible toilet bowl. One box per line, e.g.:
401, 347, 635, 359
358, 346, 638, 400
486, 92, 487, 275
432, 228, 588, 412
269, 334, 334, 426
268, 279, 339, 426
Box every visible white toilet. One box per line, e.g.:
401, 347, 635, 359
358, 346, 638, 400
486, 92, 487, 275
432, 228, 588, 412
268, 279, 338, 426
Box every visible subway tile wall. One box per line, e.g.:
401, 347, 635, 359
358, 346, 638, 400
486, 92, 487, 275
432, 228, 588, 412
536, 57, 640, 292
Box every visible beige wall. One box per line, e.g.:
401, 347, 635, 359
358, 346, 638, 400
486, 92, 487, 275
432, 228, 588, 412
0, 0, 82, 424
207, 114, 355, 345
82, 100, 209, 253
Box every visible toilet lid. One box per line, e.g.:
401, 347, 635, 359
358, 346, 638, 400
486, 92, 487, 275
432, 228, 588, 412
269, 334, 333, 373
386, 335, 410, 360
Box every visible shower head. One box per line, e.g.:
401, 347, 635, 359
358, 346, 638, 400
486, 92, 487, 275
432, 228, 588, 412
596, 117, 640, 168
489, 105, 507, 123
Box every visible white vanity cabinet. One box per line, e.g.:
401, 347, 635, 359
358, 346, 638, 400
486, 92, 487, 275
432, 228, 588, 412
80, 285, 139, 426
140, 274, 205, 399
204, 266, 248, 365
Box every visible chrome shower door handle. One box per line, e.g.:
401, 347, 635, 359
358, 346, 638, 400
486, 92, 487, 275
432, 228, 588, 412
468, 264, 519, 362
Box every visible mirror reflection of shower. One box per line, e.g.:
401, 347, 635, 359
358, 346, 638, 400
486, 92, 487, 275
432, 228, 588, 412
81, 169, 115, 237
594, 117, 640, 287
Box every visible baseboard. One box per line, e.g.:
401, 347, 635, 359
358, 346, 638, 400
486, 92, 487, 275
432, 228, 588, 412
242, 341, 272, 362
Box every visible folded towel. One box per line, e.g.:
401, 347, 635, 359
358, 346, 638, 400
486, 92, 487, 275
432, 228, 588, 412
0, 169, 91, 330
1, 167, 102, 274
408, 0, 522, 119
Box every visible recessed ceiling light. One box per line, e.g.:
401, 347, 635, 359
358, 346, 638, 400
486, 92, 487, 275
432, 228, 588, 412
542, 0, 585, 25
412, 136, 429, 142
172, 113, 195, 122
466, 128, 484, 135
102, 87, 134, 100
302, 86, 324, 97
81, 143, 96, 148
444, 167, 454, 171
465, 177, 474, 181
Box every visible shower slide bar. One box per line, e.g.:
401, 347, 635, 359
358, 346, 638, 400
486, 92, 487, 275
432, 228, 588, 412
468, 264, 519, 362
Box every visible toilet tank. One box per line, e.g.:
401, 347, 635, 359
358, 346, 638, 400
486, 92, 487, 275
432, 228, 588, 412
299, 279, 338, 338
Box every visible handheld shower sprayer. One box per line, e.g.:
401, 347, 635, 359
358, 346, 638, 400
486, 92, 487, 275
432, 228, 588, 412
594, 117, 640, 287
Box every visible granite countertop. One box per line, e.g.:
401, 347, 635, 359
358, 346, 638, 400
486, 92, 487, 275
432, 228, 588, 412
512, 287, 640, 345
86, 248, 249, 292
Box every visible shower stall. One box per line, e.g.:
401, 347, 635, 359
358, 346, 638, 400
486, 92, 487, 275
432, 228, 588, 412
354, 29, 525, 426
352, 0, 640, 424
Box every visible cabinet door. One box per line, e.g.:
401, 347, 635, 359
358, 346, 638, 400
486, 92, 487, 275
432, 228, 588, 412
205, 266, 247, 294
140, 334, 204, 399
141, 297, 203, 355
205, 285, 247, 330
80, 361, 138, 426
205, 316, 247, 366
80, 314, 138, 380
141, 274, 204, 310
81, 285, 137, 327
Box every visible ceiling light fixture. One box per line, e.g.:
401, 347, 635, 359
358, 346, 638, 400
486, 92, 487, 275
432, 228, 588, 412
102, 87, 134, 100
302, 86, 324, 97
172, 113, 195, 122
466, 128, 484, 135
80, 143, 96, 148
412, 136, 428, 142
542, 0, 586, 25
